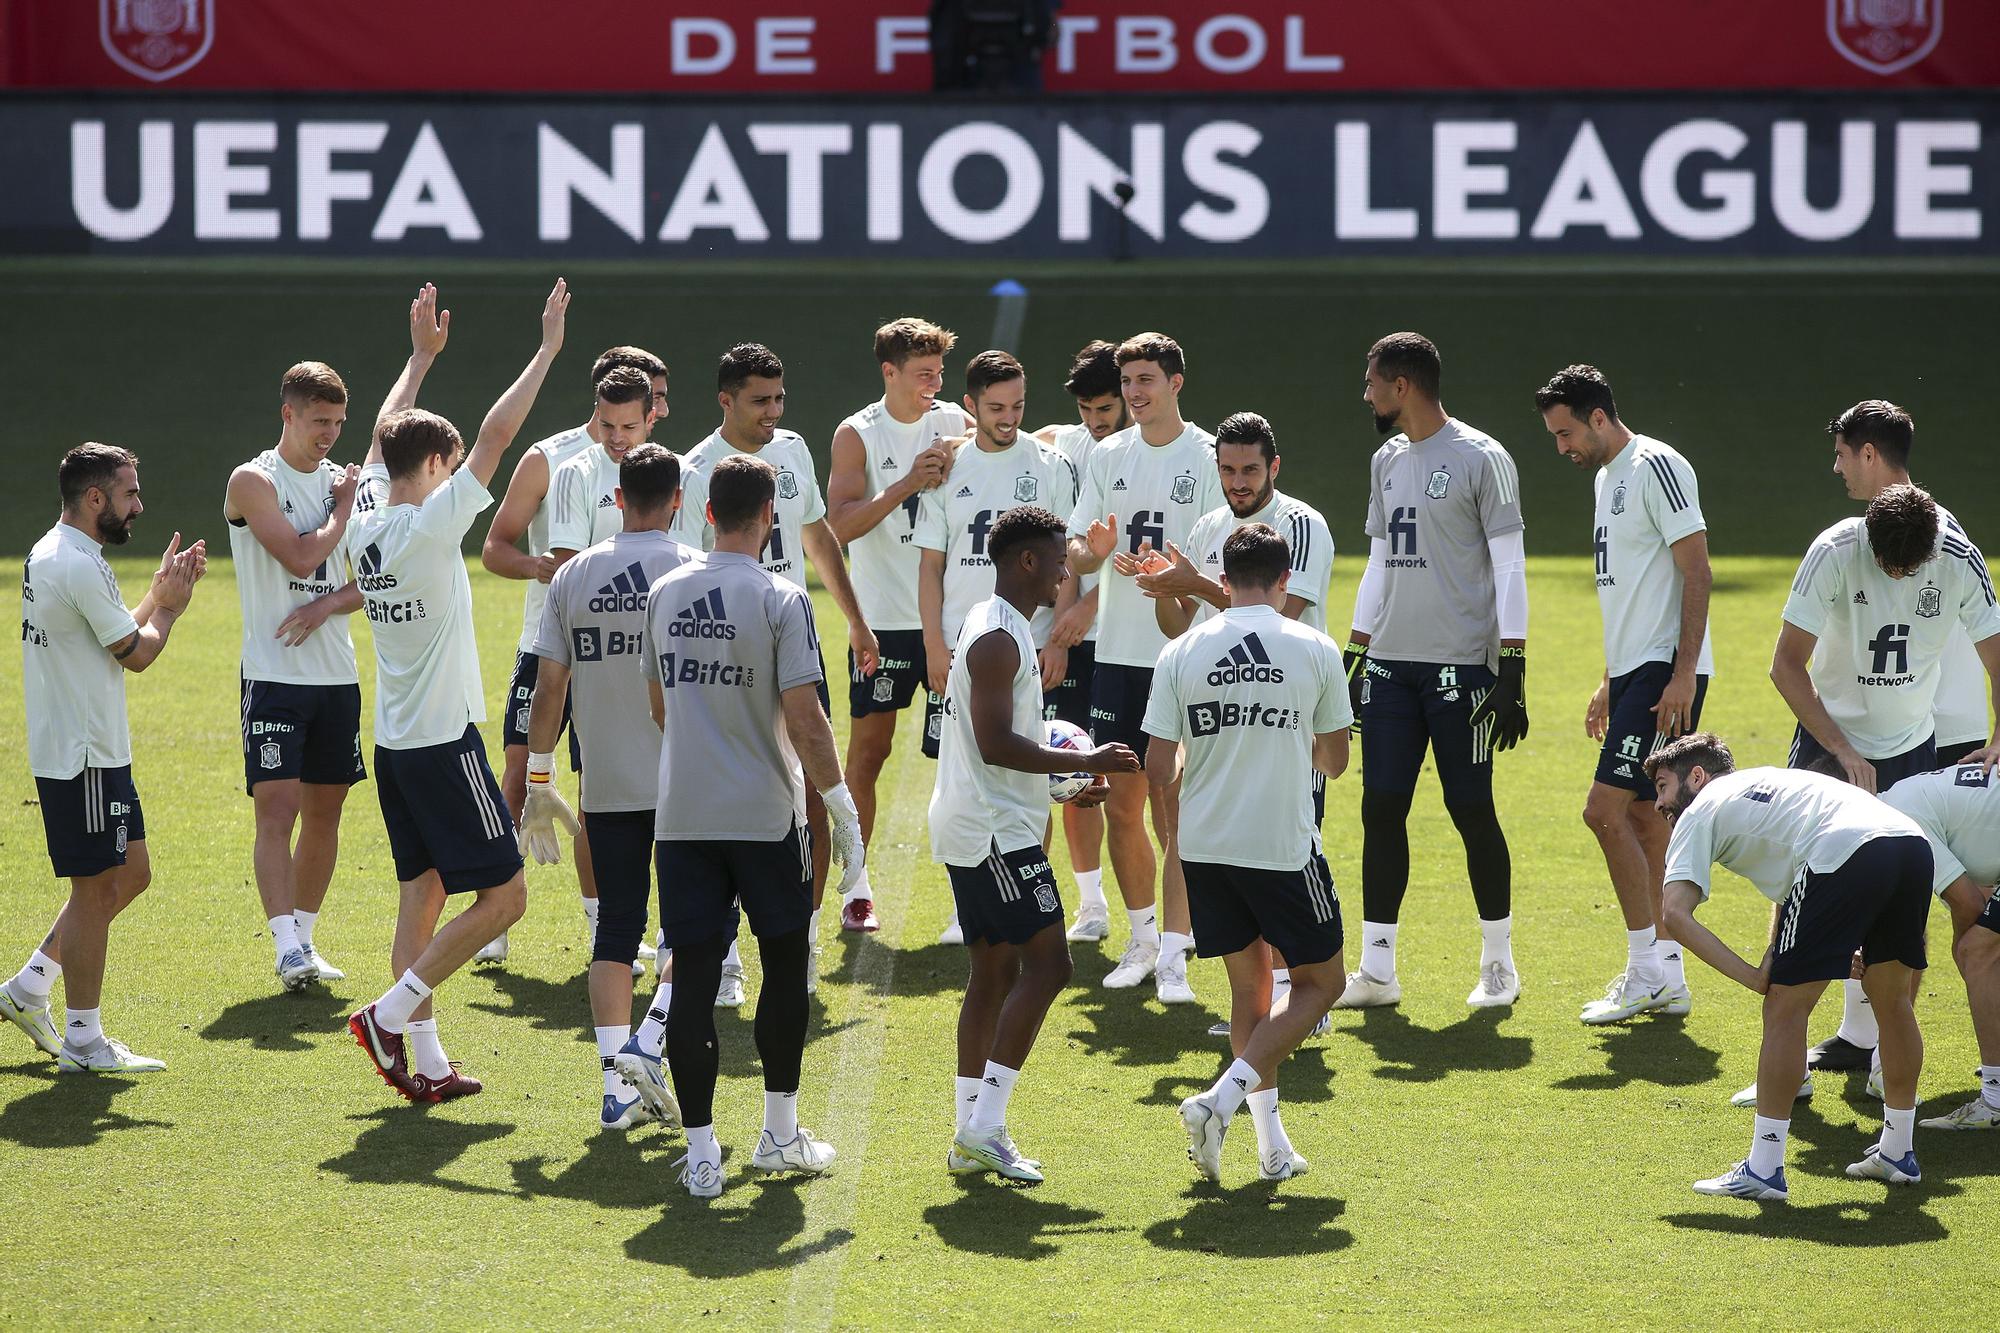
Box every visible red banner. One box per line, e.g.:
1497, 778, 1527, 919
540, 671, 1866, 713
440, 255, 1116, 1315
4, 1, 1993, 92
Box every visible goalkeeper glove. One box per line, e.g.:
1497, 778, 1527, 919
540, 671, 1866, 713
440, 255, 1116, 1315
519, 753, 579, 864
1469, 647, 1530, 753
1343, 642, 1370, 728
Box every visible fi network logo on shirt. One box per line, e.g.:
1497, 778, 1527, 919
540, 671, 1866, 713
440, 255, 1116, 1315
666, 587, 735, 640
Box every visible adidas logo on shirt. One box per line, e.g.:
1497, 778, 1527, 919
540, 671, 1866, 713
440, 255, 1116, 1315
955, 485, 974, 498
667, 587, 735, 639
1207, 633, 1284, 686
587, 561, 651, 613
1853, 590, 1868, 605
1112, 479, 1128, 491
597, 494, 616, 508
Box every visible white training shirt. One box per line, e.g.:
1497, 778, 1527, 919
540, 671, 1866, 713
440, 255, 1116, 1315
1593, 435, 1714, 678
1046, 423, 1102, 641
844, 398, 973, 633
22, 522, 138, 779
1183, 489, 1334, 634
1142, 605, 1353, 872
1782, 514, 2000, 759
1067, 421, 1222, 669
673, 429, 826, 585
1882, 763, 2000, 896
929, 596, 1046, 866
514, 425, 597, 653
229, 449, 359, 686
547, 443, 623, 556
1930, 508, 1992, 747
1662, 766, 1922, 903
914, 436, 1078, 647
347, 467, 493, 750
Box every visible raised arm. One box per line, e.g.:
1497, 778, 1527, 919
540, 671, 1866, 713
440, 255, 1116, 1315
464, 278, 568, 489
369, 282, 451, 465
481, 448, 557, 582
112, 533, 205, 673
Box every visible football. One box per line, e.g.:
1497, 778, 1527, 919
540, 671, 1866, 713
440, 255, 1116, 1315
1046, 718, 1094, 803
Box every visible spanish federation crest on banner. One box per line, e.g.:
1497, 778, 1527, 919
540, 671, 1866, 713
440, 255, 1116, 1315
101, 0, 215, 83
1827, 0, 1943, 76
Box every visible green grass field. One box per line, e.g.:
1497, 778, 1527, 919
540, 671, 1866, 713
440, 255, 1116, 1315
0, 550, 1990, 1328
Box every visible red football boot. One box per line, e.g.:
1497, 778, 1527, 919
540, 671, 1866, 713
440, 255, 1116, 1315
414, 1064, 484, 1103
348, 1005, 424, 1101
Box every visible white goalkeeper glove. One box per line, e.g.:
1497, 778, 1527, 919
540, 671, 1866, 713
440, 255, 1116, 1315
821, 782, 865, 891
519, 752, 578, 865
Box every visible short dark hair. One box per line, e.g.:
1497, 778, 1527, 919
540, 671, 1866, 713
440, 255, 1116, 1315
618, 443, 681, 513
1865, 482, 1939, 578
1829, 399, 1914, 470
593, 345, 667, 388
986, 505, 1067, 566
1642, 731, 1737, 785
59, 442, 138, 509
965, 349, 1024, 400
378, 408, 463, 481
1221, 523, 1289, 590
1215, 412, 1276, 463
281, 361, 348, 407
1115, 332, 1185, 379
874, 317, 957, 368
708, 454, 776, 533
718, 343, 784, 395
1063, 340, 1121, 400
1534, 364, 1619, 424
1368, 332, 1442, 400
594, 364, 653, 415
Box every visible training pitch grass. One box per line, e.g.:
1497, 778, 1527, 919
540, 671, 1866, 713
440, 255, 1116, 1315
0, 554, 1986, 1326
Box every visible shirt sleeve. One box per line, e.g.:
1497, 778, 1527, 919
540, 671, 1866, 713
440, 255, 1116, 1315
913, 484, 950, 553
66, 554, 140, 650
1050, 448, 1078, 525
671, 467, 714, 552
1945, 531, 2000, 641
1661, 805, 1715, 900
1363, 448, 1387, 541
1196, 448, 1226, 517
774, 586, 825, 692
1640, 448, 1706, 547
1477, 444, 1525, 539
1313, 640, 1355, 732
529, 564, 571, 664
1140, 646, 1184, 740
640, 600, 662, 685
797, 446, 828, 526
546, 459, 589, 553
1780, 535, 1844, 637
413, 466, 494, 544
1068, 445, 1105, 541
1287, 509, 1334, 611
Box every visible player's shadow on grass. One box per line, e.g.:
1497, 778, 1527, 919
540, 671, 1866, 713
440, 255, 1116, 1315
198, 987, 349, 1052
319, 1107, 518, 1197
1064, 980, 1206, 1069
0, 1071, 172, 1149
860, 937, 974, 999
465, 964, 592, 1034
1343, 1006, 1533, 1083
924, 1187, 1123, 1259
625, 1173, 854, 1277
1662, 1184, 1953, 1246
1145, 1181, 1352, 1257
511, 1131, 692, 1209
1141, 1042, 1340, 1110
1550, 1018, 1722, 1092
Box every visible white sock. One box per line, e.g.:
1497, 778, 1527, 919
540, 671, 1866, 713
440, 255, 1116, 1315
583, 895, 600, 946
596, 1024, 630, 1096
270, 914, 301, 959
723, 938, 742, 971
637, 985, 671, 1057
687, 1123, 719, 1161
407, 1018, 450, 1080
10, 950, 61, 1001
1245, 1087, 1292, 1161
1208, 1057, 1259, 1123
954, 1075, 983, 1131
1479, 916, 1515, 970
1870, 1046, 1882, 1076
1836, 979, 1879, 1048
843, 864, 873, 906
372, 970, 431, 1033
1980, 1065, 2000, 1110
1126, 906, 1159, 947
1270, 967, 1292, 1004
292, 909, 319, 950
1748, 1115, 1789, 1176
1160, 931, 1194, 966
1660, 943, 1687, 990
1075, 868, 1107, 912
969, 1061, 1019, 1131
656, 928, 666, 951
64, 1006, 103, 1050
809, 907, 822, 943
764, 1089, 800, 1141
1360, 922, 1398, 982
1880, 1104, 1915, 1159
1625, 926, 1660, 986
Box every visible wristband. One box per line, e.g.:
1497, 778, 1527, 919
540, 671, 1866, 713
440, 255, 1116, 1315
528, 751, 555, 782
1498, 646, 1525, 661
